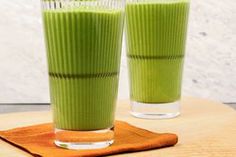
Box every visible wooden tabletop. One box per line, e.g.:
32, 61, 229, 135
0, 97, 236, 157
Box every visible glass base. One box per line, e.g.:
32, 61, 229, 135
54, 140, 114, 150
130, 101, 180, 119
54, 127, 114, 150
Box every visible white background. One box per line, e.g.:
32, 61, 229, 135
0, 0, 235, 103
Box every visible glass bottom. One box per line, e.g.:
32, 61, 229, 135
54, 127, 114, 150
130, 100, 180, 119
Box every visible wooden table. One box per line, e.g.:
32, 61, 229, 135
0, 97, 236, 157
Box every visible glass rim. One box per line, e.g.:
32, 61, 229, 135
41, 0, 126, 11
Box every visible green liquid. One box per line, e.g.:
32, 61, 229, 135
43, 8, 124, 130
126, 0, 190, 103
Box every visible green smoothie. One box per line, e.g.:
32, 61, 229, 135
43, 8, 124, 130
126, 0, 190, 103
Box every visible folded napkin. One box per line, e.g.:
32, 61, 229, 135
0, 121, 178, 157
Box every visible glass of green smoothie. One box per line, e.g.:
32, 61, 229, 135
41, 0, 125, 149
125, 0, 190, 119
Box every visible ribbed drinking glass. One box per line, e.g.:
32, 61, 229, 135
41, 0, 125, 149
125, 0, 190, 119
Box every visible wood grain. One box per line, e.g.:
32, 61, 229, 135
0, 97, 236, 157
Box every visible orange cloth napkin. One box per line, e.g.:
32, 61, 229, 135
0, 121, 178, 157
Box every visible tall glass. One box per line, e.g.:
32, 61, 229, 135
125, 0, 190, 119
41, 0, 125, 149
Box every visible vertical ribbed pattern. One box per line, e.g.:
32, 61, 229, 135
43, 2, 124, 130
126, 0, 190, 103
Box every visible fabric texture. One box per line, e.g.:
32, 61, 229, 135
0, 121, 178, 157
